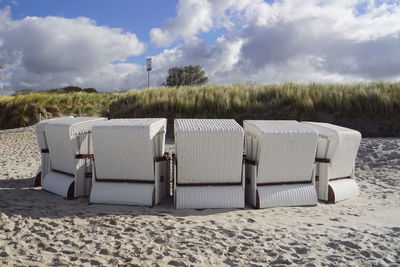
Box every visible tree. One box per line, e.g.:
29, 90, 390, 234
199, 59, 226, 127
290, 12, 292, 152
47, 86, 83, 93
82, 88, 98, 93
60, 86, 82, 93
165, 65, 208, 87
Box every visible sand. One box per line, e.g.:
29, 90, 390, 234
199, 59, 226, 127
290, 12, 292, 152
0, 127, 399, 266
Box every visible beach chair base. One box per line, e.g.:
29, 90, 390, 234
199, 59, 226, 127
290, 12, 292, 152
256, 183, 317, 208
316, 164, 360, 203
175, 185, 245, 209
42, 171, 75, 199
90, 182, 156, 206
326, 179, 359, 203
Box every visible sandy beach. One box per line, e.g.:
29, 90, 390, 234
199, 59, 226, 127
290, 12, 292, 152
0, 127, 399, 266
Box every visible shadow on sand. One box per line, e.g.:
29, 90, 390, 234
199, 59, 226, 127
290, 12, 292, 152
0, 177, 247, 219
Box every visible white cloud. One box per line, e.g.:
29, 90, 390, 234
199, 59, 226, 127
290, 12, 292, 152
150, 0, 213, 47
1, 1, 400, 94
0, 7, 146, 93
149, 0, 400, 84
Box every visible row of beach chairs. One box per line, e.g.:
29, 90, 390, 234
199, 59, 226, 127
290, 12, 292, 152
34, 117, 361, 209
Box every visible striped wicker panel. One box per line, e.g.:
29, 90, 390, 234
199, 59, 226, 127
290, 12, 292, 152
175, 185, 245, 209
90, 182, 155, 206
244, 120, 317, 183
91, 119, 166, 181
67, 117, 107, 137
175, 119, 244, 184
257, 183, 317, 208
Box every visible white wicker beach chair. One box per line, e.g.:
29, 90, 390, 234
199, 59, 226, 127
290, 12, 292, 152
173, 119, 245, 209
89, 119, 169, 206
42, 117, 107, 199
34, 116, 73, 187
301, 122, 361, 203
244, 120, 318, 208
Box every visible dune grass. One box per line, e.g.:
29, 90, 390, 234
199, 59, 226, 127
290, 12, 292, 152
0, 92, 118, 129
108, 82, 400, 136
109, 82, 400, 117
1, 82, 399, 136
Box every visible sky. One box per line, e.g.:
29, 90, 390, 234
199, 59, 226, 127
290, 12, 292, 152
0, 0, 399, 94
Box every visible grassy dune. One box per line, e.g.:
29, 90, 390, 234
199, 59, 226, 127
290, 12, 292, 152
1, 82, 399, 136
0, 92, 117, 129
110, 82, 400, 136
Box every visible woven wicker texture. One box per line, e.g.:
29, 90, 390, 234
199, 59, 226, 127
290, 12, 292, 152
244, 120, 317, 183
91, 118, 166, 181
175, 185, 245, 209
257, 183, 317, 208
90, 182, 155, 205
174, 119, 244, 184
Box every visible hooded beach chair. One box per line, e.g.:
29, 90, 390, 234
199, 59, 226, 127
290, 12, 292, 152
173, 119, 245, 209
301, 122, 361, 203
42, 117, 107, 198
243, 120, 318, 208
89, 119, 169, 206
34, 116, 73, 187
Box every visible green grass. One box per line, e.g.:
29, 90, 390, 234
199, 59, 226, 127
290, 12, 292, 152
110, 82, 400, 117
1, 82, 399, 136
0, 92, 118, 129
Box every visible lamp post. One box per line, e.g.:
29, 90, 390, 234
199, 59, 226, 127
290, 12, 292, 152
146, 57, 152, 88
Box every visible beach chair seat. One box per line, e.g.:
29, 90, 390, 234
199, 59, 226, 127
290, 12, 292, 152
244, 120, 318, 208
301, 122, 361, 203
34, 116, 73, 187
89, 119, 169, 206
173, 119, 245, 209
42, 117, 107, 198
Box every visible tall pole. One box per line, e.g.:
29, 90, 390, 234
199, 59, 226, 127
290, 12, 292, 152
146, 57, 152, 89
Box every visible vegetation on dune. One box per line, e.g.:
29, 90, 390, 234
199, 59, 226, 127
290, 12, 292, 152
110, 82, 400, 116
108, 82, 400, 136
0, 92, 117, 129
0, 82, 399, 136
13, 86, 99, 95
